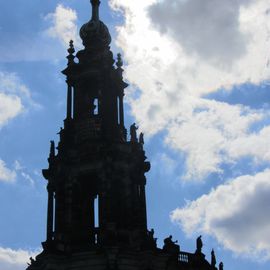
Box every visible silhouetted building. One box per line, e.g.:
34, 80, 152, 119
26, 1, 223, 270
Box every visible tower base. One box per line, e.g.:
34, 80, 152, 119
26, 247, 214, 270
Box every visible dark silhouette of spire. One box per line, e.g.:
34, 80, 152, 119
26, 1, 225, 270
79, 0, 111, 50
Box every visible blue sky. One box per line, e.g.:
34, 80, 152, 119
0, 1, 270, 270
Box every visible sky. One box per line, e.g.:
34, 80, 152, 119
0, 0, 270, 269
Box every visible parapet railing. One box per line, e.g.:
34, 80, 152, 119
179, 251, 191, 263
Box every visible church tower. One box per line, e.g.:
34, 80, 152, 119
27, 1, 224, 270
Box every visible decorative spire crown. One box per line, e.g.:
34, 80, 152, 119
79, 0, 111, 50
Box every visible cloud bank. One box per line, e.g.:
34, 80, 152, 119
171, 169, 270, 259
148, 0, 253, 66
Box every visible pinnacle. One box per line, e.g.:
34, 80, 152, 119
67, 40, 75, 55
66, 40, 75, 65
116, 53, 123, 68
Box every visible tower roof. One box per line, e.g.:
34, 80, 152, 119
79, 0, 111, 50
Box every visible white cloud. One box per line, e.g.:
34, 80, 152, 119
149, 0, 254, 66
0, 93, 23, 127
110, 0, 270, 180
45, 4, 80, 47
14, 160, 36, 186
21, 172, 35, 186
165, 98, 265, 179
0, 247, 39, 270
0, 160, 16, 183
0, 72, 39, 128
170, 169, 270, 259
14, 160, 24, 171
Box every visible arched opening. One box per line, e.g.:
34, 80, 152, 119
94, 195, 99, 244
118, 96, 120, 124
94, 195, 99, 228
93, 98, 99, 115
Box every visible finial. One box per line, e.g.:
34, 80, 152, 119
91, 0, 101, 21
116, 53, 124, 78
67, 40, 75, 65
116, 53, 123, 68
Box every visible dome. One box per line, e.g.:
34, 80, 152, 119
80, 19, 111, 50
79, 0, 111, 50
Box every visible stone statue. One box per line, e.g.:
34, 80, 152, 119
147, 228, 157, 248
139, 132, 144, 145
57, 127, 64, 141
164, 235, 174, 245
196, 235, 203, 253
219, 262, 223, 270
163, 235, 180, 255
130, 123, 138, 142
149, 228, 154, 238
149, 229, 157, 244
211, 249, 216, 267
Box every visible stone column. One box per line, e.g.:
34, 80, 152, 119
119, 94, 124, 127
46, 183, 54, 241
66, 84, 72, 119
140, 184, 147, 229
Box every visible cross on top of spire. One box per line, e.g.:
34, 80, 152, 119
91, 0, 101, 21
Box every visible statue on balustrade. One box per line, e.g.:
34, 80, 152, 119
211, 249, 216, 267
163, 235, 180, 256
130, 123, 138, 142
219, 262, 224, 270
139, 132, 144, 145
196, 235, 203, 254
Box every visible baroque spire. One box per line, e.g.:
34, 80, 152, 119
26, 1, 225, 270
